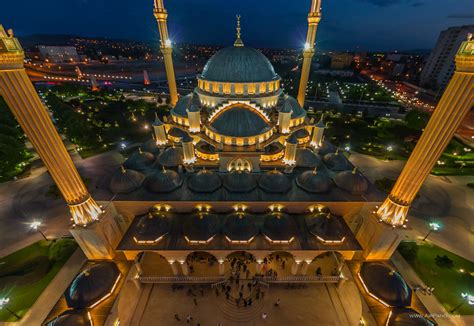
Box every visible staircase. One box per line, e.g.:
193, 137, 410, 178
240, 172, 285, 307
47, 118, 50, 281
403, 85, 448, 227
218, 283, 267, 323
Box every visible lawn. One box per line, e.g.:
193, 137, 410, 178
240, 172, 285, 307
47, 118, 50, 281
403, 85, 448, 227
0, 239, 78, 321
398, 241, 474, 315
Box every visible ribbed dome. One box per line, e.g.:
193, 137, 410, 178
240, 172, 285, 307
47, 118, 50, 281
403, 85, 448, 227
264, 142, 284, 155
144, 168, 183, 193
305, 212, 345, 243
201, 46, 278, 83
65, 262, 121, 309
296, 169, 333, 193
135, 211, 171, 242
196, 141, 216, 155
258, 170, 291, 193
223, 171, 257, 193
262, 212, 297, 242
317, 140, 336, 155
142, 138, 160, 154
223, 212, 259, 242
294, 128, 310, 140
183, 212, 220, 243
210, 106, 270, 137
387, 308, 436, 326
46, 310, 91, 326
123, 149, 155, 171
323, 151, 351, 171
157, 146, 184, 167
188, 169, 222, 193
296, 148, 322, 168
334, 169, 368, 194
360, 262, 412, 307
168, 127, 188, 140
109, 167, 145, 194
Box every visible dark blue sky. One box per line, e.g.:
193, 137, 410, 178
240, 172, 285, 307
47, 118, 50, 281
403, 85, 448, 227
1, 0, 473, 51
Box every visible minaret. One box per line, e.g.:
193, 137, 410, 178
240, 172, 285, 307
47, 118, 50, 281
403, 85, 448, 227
310, 114, 325, 148
154, 0, 178, 106
0, 26, 102, 226
297, 0, 322, 107
143, 69, 151, 86
376, 35, 474, 227
153, 113, 167, 145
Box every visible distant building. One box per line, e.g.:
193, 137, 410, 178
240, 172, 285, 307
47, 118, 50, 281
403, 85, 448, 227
38, 46, 80, 63
330, 53, 353, 69
420, 25, 474, 91
391, 63, 405, 77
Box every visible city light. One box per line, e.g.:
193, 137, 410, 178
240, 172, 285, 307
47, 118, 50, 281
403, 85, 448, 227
422, 222, 441, 241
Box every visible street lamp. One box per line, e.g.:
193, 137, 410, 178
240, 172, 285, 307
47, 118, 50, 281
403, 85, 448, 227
422, 222, 441, 241
450, 292, 473, 313
0, 298, 20, 320
30, 221, 48, 241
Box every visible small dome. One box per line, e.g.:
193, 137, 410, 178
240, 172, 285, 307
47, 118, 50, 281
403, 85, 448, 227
258, 169, 291, 193
296, 148, 322, 168
223, 171, 257, 193
281, 96, 306, 118
294, 128, 310, 140
45, 310, 91, 326
334, 169, 368, 194
123, 149, 155, 171
317, 140, 336, 155
196, 141, 216, 155
188, 169, 222, 193
172, 93, 194, 117
387, 308, 436, 326
134, 210, 171, 242
223, 212, 259, 242
157, 146, 184, 167
359, 262, 412, 307
142, 138, 160, 154
201, 46, 278, 83
210, 105, 270, 137
296, 169, 332, 193
144, 168, 183, 193
109, 167, 145, 194
264, 142, 284, 155
183, 212, 220, 243
261, 212, 297, 243
168, 127, 188, 140
65, 262, 121, 309
305, 212, 345, 243
323, 151, 351, 171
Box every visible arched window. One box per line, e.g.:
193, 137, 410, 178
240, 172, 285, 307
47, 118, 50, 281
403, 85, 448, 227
227, 157, 253, 172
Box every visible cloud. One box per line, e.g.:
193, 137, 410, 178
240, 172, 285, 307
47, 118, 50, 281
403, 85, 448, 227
358, 0, 425, 7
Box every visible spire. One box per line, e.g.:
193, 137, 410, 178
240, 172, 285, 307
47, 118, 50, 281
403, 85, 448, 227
153, 112, 163, 126
315, 114, 325, 128
234, 15, 244, 47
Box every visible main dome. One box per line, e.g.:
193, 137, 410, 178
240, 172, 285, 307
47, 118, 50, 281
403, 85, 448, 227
201, 46, 278, 83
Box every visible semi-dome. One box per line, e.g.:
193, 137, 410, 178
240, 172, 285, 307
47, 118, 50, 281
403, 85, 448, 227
65, 262, 121, 309
157, 146, 184, 167
109, 166, 145, 194
359, 262, 412, 307
142, 138, 160, 154
223, 171, 257, 193
45, 310, 91, 326
123, 149, 155, 171
201, 46, 278, 83
323, 151, 351, 171
223, 212, 259, 242
258, 169, 291, 193
305, 212, 345, 243
262, 212, 297, 243
144, 168, 183, 193
134, 211, 171, 243
334, 169, 368, 194
264, 142, 284, 155
183, 212, 220, 243
188, 169, 222, 193
296, 148, 322, 168
387, 308, 436, 326
210, 105, 271, 137
296, 168, 333, 193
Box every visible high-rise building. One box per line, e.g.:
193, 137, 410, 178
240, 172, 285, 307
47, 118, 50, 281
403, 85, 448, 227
420, 25, 474, 90
38, 45, 80, 63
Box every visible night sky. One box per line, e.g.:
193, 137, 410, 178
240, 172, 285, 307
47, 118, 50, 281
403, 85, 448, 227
1, 0, 473, 51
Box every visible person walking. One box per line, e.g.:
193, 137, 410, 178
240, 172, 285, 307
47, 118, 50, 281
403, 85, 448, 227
174, 314, 181, 321
247, 282, 252, 292
193, 298, 198, 306
261, 312, 268, 320
248, 298, 253, 306
274, 298, 280, 307
186, 315, 193, 323
239, 291, 243, 299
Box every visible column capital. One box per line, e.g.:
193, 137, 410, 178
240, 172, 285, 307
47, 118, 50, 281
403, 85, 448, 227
303, 48, 316, 57
308, 14, 321, 25
455, 37, 474, 73
0, 26, 25, 70
154, 10, 168, 22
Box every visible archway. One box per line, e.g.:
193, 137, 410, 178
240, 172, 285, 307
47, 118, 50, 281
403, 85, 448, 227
227, 157, 253, 172
306, 251, 344, 277
263, 251, 296, 277
225, 251, 256, 278
139, 251, 174, 277
186, 251, 219, 276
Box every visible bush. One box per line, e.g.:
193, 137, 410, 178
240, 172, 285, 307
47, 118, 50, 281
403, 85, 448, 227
48, 239, 77, 262
398, 241, 419, 262
435, 255, 454, 269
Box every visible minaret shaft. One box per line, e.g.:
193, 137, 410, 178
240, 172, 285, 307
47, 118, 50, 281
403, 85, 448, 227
297, 0, 322, 107
154, 0, 178, 106
377, 37, 474, 226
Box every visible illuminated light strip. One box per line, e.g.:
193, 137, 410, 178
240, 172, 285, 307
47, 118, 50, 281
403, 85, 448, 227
357, 272, 391, 307
263, 234, 295, 245
89, 273, 122, 309
133, 233, 167, 244
87, 311, 94, 326
224, 235, 255, 244
184, 235, 215, 245
208, 101, 271, 123
260, 151, 284, 162
315, 235, 346, 244
385, 310, 392, 326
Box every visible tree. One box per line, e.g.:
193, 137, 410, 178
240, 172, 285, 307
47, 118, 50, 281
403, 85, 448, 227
398, 242, 418, 262
435, 255, 454, 269
405, 109, 430, 130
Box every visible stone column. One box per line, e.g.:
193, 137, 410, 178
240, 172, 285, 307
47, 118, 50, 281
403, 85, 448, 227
291, 261, 300, 275
376, 36, 474, 226
131, 275, 142, 290
219, 262, 225, 276
300, 262, 310, 275
337, 276, 347, 289
180, 261, 189, 276
169, 261, 179, 276
256, 261, 263, 274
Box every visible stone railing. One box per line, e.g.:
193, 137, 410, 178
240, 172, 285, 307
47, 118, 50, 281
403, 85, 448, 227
257, 275, 341, 283
139, 276, 225, 284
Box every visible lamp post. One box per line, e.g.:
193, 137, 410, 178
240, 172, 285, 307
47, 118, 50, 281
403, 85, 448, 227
0, 298, 20, 320
422, 222, 441, 241
450, 292, 473, 313
30, 221, 48, 241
